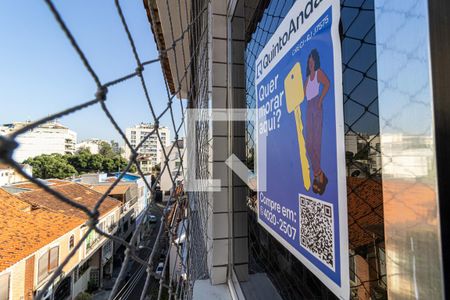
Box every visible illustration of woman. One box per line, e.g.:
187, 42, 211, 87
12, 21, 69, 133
304, 49, 330, 195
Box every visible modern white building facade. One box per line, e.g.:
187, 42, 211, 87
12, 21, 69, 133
0, 121, 77, 163
124, 123, 170, 174
75, 138, 104, 154
160, 139, 184, 196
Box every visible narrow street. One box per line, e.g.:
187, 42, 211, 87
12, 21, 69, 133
94, 203, 165, 300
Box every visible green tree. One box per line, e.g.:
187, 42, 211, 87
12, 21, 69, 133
24, 154, 78, 179
102, 157, 115, 173
99, 141, 115, 158
76, 147, 91, 155
25, 144, 137, 178
66, 151, 90, 172
88, 154, 103, 171
152, 163, 161, 176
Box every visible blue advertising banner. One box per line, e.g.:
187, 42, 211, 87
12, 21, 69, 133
255, 0, 349, 298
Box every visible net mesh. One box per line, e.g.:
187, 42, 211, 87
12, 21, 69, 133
0, 0, 209, 299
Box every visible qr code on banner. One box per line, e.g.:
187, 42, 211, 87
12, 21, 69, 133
299, 194, 335, 270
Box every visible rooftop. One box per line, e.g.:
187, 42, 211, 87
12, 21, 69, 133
347, 177, 384, 249
0, 121, 69, 132
0, 163, 13, 170
86, 183, 131, 196
0, 189, 82, 272
10, 180, 122, 219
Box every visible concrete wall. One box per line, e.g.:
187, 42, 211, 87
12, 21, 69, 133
10, 261, 25, 300
73, 267, 91, 298
207, 0, 249, 285
13, 127, 77, 163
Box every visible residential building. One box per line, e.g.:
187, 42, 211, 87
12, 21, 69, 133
124, 123, 170, 173
380, 134, 434, 179
76, 139, 121, 156
345, 132, 358, 157
0, 164, 32, 186
75, 138, 105, 154
110, 140, 120, 155
75, 172, 151, 247
0, 180, 121, 300
160, 139, 185, 199
0, 121, 77, 163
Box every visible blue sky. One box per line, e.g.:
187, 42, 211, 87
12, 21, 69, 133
0, 0, 183, 144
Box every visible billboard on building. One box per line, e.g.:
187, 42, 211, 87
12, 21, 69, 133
255, 0, 349, 298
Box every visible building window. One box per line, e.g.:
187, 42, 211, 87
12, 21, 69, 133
86, 230, 100, 251
38, 246, 60, 283
69, 235, 74, 249
48, 246, 59, 271
0, 273, 10, 300
38, 253, 48, 283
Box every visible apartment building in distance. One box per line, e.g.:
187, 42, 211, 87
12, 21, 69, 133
160, 139, 185, 198
110, 140, 120, 155
75, 138, 105, 154
0, 180, 121, 300
124, 123, 170, 174
76, 139, 122, 155
74, 172, 151, 249
0, 121, 77, 163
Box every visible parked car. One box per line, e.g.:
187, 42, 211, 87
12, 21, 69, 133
148, 214, 157, 223
155, 262, 164, 279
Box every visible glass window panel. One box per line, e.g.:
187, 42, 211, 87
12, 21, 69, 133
38, 252, 49, 283
48, 246, 59, 271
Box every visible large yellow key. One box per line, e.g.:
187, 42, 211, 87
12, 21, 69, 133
284, 62, 311, 191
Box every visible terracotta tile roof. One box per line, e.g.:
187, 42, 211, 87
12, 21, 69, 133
0, 189, 82, 272
13, 179, 67, 190
0, 163, 13, 169
347, 177, 384, 249
347, 177, 438, 250
13, 181, 122, 219
89, 184, 131, 196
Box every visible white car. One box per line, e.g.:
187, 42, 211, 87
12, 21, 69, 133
155, 262, 164, 279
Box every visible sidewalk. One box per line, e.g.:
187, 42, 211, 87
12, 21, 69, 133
92, 265, 120, 300
92, 289, 111, 300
